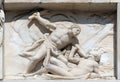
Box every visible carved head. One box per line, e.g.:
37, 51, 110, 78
70, 24, 81, 36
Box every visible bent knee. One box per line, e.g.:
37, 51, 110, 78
31, 56, 42, 61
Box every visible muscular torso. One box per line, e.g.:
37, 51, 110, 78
48, 28, 75, 49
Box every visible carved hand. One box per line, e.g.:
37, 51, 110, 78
28, 12, 41, 20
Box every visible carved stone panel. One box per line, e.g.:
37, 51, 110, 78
4, 10, 116, 80
0, 2, 5, 79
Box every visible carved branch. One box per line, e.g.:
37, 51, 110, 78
81, 23, 114, 54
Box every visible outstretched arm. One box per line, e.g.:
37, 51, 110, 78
29, 12, 56, 31
75, 44, 88, 58
72, 39, 88, 58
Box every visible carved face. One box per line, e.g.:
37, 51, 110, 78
71, 25, 81, 36
72, 28, 81, 36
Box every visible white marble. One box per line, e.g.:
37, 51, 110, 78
0, 4, 5, 79
0, 47, 3, 79
4, 0, 116, 11
117, 3, 120, 80
4, 0, 120, 3
1, 0, 120, 81
4, 10, 115, 79
3, 80, 120, 82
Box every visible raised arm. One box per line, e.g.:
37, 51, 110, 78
29, 12, 56, 31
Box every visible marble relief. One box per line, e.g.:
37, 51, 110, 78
5, 10, 115, 79
0, 8, 5, 79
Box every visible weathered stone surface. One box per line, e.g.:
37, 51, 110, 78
2, 0, 119, 80
4, 0, 117, 11
117, 3, 120, 80
4, 10, 115, 79
4, 0, 120, 3
0, 0, 4, 79
0, 47, 3, 79
2, 80, 120, 82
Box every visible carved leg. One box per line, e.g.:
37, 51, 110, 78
50, 57, 69, 70
43, 48, 51, 66
51, 48, 68, 64
46, 64, 73, 76
68, 46, 80, 64
25, 39, 44, 52
19, 39, 44, 58
26, 59, 40, 73
23, 66, 47, 76
25, 45, 47, 73
57, 55, 68, 64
